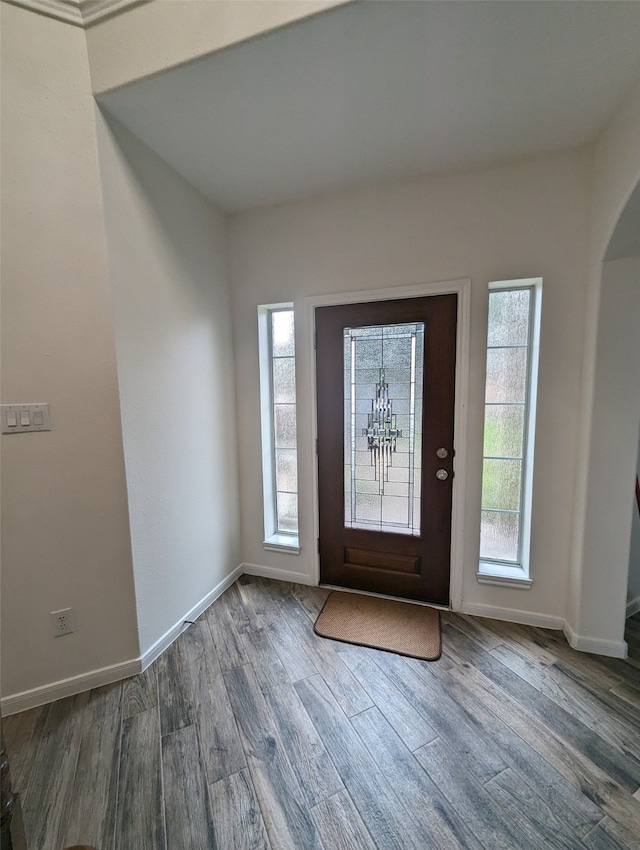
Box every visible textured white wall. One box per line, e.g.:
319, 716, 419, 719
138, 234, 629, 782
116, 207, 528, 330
3, 0, 637, 703
590, 76, 640, 264
0, 4, 139, 698
228, 148, 592, 620
86, 0, 349, 94
0, 0, 360, 705
578, 259, 640, 641
95, 114, 241, 654
568, 75, 640, 645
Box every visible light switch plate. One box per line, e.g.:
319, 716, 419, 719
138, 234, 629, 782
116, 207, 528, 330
1, 404, 51, 434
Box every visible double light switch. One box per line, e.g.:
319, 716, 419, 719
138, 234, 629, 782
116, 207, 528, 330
1, 404, 51, 433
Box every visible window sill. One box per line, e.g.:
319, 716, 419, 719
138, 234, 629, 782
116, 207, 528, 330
477, 561, 532, 589
263, 534, 300, 554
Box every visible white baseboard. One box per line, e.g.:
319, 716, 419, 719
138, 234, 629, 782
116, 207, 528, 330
0, 657, 142, 716
139, 564, 244, 670
1, 565, 244, 715
627, 595, 640, 618
459, 601, 564, 631
241, 562, 316, 586
5, 567, 630, 714
460, 601, 629, 657
562, 621, 628, 659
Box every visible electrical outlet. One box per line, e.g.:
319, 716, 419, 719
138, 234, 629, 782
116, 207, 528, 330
51, 608, 75, 637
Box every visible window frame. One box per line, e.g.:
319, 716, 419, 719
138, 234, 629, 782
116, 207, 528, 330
477, 278, 542, 589
258, 303, 300, 553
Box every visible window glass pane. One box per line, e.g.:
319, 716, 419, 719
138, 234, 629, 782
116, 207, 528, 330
260, 304, 298, 539
386, 466, 409, 483
483, 404, 525, 458
481, 458, 522, 511
481, 282, 538, 570
273, 357, 296, 403
344, 323, 423, 536
354, 338, 383, 369
274, 404, 296, 448
352, 368, 381, 383
382, 337, 413, 367
480, 511, 520, 562
275, 448, 298, 493
488, 289, 530, 347
276, 491, 298, 532
382, 495, 410, 526
272, 310, 295, 357
485, 348, 527, 403
355, 492, 382, 524
355, 479, 381, 494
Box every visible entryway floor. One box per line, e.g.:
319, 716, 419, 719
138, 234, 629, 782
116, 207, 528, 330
4, 576, 640, 849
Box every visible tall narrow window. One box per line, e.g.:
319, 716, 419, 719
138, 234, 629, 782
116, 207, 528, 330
258, 304, 300, 552
478, 279, 541, 587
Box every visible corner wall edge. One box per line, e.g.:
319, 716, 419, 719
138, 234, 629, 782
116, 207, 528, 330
0, 564, 244, 715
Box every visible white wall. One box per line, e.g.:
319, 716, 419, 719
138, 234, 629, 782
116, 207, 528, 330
0, 4, 139, 699
228, 149, 592, 620
568, 75, 640, 650
579, 259, 640, 642
628, 429, 640, 612
591, 76, 640, 265
2, 0, 637, 710
95, 114, 241, 655
86, 0, 349, 94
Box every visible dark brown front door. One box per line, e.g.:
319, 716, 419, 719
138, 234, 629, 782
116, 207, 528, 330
316, 295, 457, 606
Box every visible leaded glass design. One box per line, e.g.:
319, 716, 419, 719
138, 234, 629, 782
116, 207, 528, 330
480, 288, 531, 562
344, 323, 424, 535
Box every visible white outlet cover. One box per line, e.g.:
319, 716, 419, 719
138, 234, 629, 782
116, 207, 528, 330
51, 607, 75, 637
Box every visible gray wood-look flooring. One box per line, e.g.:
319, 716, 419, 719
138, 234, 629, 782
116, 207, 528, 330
4, 576, 640, 850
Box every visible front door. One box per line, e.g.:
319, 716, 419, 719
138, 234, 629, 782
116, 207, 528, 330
316, 295, 457, 606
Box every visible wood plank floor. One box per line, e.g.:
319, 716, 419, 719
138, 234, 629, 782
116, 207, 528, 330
4, 577, 640, 850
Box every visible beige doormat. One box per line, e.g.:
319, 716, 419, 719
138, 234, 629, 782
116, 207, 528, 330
314, 591, 441, 661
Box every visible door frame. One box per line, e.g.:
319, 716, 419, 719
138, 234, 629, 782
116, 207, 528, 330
305, 278, 471, 610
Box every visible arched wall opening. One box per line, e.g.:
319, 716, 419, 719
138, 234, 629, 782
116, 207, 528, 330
575, 179, 640, 656
605, 180, 640, 622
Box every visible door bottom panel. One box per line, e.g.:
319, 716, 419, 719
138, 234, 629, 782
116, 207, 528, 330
344, 547, 421, 575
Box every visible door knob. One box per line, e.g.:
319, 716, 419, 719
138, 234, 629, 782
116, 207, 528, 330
435, 469, 449, 481
436, 447, 449, 459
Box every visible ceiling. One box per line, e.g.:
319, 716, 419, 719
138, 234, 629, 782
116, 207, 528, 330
98, 0, 640, 212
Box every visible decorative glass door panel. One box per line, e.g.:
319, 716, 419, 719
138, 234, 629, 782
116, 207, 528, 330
344, 323, 424, 535
316, 295, 458, 606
